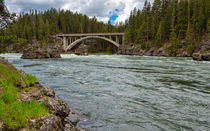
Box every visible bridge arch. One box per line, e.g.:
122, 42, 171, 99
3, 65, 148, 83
65, 36, 120, 51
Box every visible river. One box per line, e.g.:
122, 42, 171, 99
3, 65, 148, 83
1, 53, 210, 131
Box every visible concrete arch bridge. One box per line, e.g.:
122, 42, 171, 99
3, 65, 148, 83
56, 33, 124, 52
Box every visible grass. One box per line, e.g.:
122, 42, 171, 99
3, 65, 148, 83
0, 62, 49, 129
1, 100, 49, 129
24, 73, 38, 87
0, 64, 21, 86
0, 84, 17, 103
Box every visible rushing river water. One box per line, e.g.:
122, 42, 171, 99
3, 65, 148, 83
1, 53, 210, 131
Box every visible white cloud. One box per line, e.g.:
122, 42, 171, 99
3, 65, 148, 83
5, 0, 154, 23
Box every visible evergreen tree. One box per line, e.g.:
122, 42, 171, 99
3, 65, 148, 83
207, 18, 210, 34
170, 0, 178, 55
176, 0, 188, 39
151, 0, 162, 38
155, 21, 164, 48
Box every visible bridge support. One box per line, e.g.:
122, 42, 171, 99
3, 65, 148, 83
63, 36, 67, 50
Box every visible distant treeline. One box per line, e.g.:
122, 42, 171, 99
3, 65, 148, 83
1, 0, 210, 54
124, 0, 210, 55
5, 8, 124, 41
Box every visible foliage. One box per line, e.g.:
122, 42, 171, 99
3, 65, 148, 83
125, 0, 210, 54
6, 8, 123, 41
0, 100, 48, 129
24, 73, 38, 87
0, 64, 22, 86
0, 84, 17, 103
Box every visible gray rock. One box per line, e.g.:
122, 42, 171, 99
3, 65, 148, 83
24, 115, 63, 131
192, 53, 210, 61
192, 53, 202, 61
65, 108, 86, 126
42, 86, 55, 97
201, 53, 210, 61
64, 123, 84, 131
44, 96, 70, 118
21, 47, 61, 59
0, 121, 4, 131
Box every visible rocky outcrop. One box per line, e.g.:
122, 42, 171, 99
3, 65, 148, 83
75, 44, 89, 56
22, 115, 63, 131
21, 47, 61, 59
16, 82, 87, 131
192, 37, 210, 61
192, 53, 210, 61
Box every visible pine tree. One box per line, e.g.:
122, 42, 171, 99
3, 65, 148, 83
207, 18, 210, 34
176, 0, 188, 39
170, 0, 178, 55
37, 15, 45, 40
155, 21, 164, 48
135, 22, 147, 45
151, 0, 162, 38
185, 0, 195, 55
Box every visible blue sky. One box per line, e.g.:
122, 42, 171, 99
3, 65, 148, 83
5, 0, 154, 24
109, 14, 118, 24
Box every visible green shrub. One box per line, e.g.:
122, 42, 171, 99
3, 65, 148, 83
24, 73, 38, 87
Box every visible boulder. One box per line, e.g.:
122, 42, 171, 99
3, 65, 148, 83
20, 115, 63, 131
201, 53, 210, 61
44, 96, 70, 118
21, 47, 61, 59
64, 123, 84, 131
0, 121, 5, 131
144, 47, 155, 56
65, 108, 86, 126
192, 53, 210, 61
42, 86, 55, 97
192, 53, 202, 61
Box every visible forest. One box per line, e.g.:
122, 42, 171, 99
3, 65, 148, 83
0, 0, 210, 55
124, 0, 210, 55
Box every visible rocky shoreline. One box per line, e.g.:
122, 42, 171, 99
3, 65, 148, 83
0, 57, 90, 131
117, 38, 210, 61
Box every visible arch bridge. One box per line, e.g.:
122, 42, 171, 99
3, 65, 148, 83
56, 33, 125, 51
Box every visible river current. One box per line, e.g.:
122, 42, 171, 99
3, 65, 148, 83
1, 53, 210, 131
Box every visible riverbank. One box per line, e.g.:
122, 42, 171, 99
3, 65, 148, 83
117, 37, 210, 61
0, 57, 87, 131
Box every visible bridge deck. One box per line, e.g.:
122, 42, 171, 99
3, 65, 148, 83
56, 33, 124, 37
